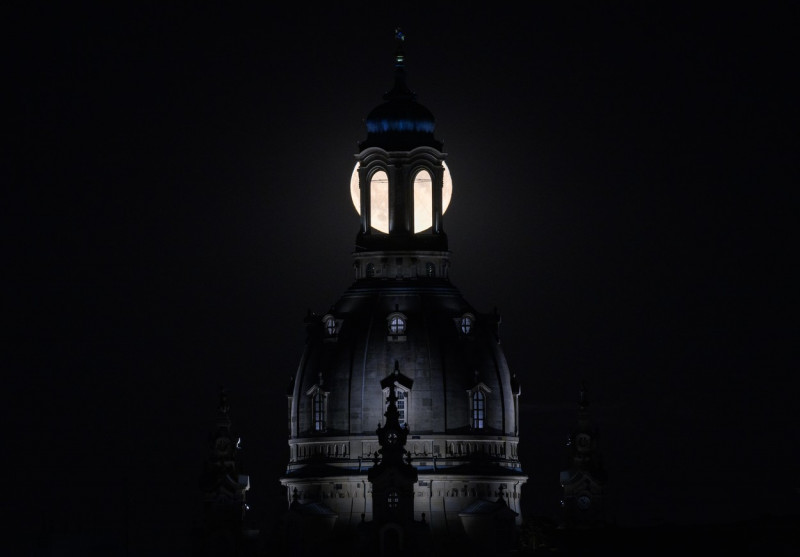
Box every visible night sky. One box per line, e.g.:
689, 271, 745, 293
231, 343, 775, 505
8, 2, 797, 554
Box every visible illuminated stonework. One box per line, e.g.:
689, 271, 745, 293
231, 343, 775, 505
350, 161, 453, 233
280, 33, 527, 551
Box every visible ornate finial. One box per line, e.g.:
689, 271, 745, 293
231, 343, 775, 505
394, 28, 406, 71
497, 484, 508, 504
386, 385, 398, 406
383, 29, 414, 101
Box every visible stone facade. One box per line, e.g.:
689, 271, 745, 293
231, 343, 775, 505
279, 32, 527, 551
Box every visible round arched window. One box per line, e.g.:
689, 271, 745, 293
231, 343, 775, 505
389, 315, 406, 335
369, 170, 389, 233
350, 162, 453, 233
413, 169, 433, 233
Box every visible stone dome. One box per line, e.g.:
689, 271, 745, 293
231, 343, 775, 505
280, 32, 526, 540
291, 279, 519, 439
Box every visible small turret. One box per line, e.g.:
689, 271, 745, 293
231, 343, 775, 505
559, 382, 608, 529
196, 387, 257, 554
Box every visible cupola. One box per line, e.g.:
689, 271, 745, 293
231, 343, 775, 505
359, 28, 442, 152
351, 28, 452, 265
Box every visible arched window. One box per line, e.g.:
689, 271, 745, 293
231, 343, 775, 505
472, 391, 485, 430
370, 170, 389, 233
387, 490, 399, 509
413, 169, 432, 233
313, 392, 325, 432
396, 390, 406, 426
366, 262, 375, 278
455, 313, 475, 336
388, 315, 406, 335
425, 262, 435, 277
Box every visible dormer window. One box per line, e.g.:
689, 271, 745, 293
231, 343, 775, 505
313, 393, 325, 431
467, 382, 492, 431
389, 315, 405, 335
321, 314, 339, 339
455, 312, 475, 336
322, 314, 339, 343
472, 391, 485, 430
306, 383, 328, 433
387, 311, 407, 340
381, 362, 413, 427
383, 388, 408, 426
396, 390, 406, 426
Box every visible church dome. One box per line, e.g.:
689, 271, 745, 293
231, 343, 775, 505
361, 98, 440, 151
281, 31, 526, 540
292, 280, 517, 439
358, 35, 443, 151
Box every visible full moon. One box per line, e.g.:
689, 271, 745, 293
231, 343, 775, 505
350, 162, 453, 233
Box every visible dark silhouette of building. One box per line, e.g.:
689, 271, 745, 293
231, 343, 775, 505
195, 388, 259, 556
559, 382, 608, 530
277, 30, 526, 556
192, 27, 800, 557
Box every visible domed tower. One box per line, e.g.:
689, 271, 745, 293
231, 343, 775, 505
280, 31, 527, 540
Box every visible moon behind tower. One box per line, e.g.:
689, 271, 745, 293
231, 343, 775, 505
350, 162, 453, 233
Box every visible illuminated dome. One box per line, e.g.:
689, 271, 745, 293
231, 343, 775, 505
286, 280, 523, 448
280, 30, 526, 550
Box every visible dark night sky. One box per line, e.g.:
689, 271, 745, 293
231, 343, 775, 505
7, 2, 797, 554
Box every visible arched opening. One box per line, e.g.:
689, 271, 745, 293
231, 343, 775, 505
413, 169, 432, 233
388, 315, 406, 335
313, 393, 325, 431
472, 391, 485, 430
370, 170, 389, 233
